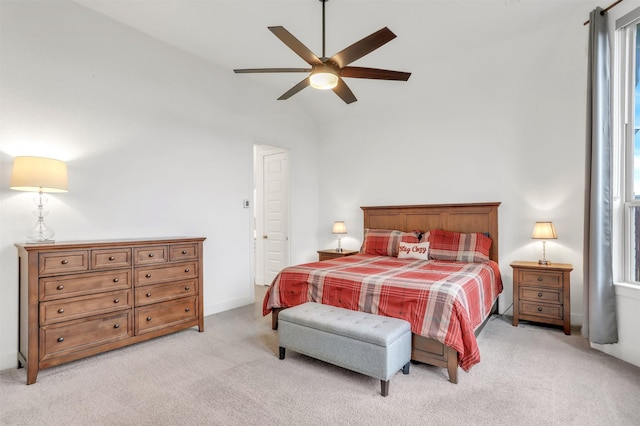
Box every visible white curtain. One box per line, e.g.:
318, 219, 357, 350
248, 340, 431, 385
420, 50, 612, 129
582, 7, 618, 344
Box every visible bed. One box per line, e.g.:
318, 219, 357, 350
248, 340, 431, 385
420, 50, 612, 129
263, 202, 502, 383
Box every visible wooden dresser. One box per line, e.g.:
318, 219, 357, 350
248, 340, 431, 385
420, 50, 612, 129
511, 261, 573, 335
16, 237, 205, 384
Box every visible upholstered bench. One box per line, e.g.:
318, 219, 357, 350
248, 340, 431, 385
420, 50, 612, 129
278, 302, 411, 396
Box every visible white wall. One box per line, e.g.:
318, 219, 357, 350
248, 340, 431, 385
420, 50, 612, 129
0, 1, 320, 370
317, 2, 593, 325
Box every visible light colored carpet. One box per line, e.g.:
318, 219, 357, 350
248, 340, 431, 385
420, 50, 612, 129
1, 286, 639, 425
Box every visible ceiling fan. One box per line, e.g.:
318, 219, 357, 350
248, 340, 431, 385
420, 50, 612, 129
233, 0, 411, 104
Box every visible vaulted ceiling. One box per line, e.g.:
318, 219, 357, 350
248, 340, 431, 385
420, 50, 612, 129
74, 0, 594, 123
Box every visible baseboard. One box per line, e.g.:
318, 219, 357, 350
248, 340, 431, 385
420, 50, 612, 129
591, 341, 640, 369
204, 295, 255, 317
0, 351, 18, 372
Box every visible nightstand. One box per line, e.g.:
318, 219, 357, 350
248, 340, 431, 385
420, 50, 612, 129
511, 261, 573, 335
317, 249, 359, 261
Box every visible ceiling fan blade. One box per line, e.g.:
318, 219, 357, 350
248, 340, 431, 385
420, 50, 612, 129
269, 26, 323, 66
330, 27, 397, 68
332, 78, 357, 104
234, 68, 312, 74
341, 66, 411, 81
277, 77, 311, 100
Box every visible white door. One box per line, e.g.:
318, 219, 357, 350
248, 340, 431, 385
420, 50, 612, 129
254, 147, 289, 285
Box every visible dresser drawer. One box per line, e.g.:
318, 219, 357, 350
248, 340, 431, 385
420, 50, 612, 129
39, 270, 132, 301
518, 270, 563, 288
135, 262, 198, 286
39, 251, 89, 275
135, 296, 197, 334
40, 311, 132, 360
169, 243, 198, 261
520, 287, 562, 304
40, 289, 132, 325
92, 248, 131, 270
134, 246, 168, 265
519, 301, 563, 320
135, 279, 197, 306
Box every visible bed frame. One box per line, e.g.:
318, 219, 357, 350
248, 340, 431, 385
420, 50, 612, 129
270, 202, 501, 383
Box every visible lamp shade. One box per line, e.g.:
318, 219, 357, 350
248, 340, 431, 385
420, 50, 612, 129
332, 221, 347, 234
10, 156, 68, 193
531, 222, 557, 240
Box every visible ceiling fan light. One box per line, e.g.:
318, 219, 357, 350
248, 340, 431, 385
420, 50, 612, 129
310, 72, 338, 90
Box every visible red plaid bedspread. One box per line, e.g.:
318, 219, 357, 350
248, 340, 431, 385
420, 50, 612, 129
263, 254, 503, 371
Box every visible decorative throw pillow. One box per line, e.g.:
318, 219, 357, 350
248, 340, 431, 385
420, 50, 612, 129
397, 241, 430, 260
428, 229, 492, 263
361, 229, 420, 257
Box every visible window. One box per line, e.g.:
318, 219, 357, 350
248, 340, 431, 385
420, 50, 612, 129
614, 8, 640, 284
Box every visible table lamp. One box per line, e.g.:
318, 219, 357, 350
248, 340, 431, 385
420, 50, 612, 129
10, 156, 68, 243
531, 221, 557, 265
332, 221, 347, 252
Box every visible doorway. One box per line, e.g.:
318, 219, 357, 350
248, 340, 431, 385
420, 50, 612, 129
254, 144, 290, 286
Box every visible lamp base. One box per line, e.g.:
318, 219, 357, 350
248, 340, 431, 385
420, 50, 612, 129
335, 248, 343, 253
27, 239, 55, 244
538, 259, 550, 265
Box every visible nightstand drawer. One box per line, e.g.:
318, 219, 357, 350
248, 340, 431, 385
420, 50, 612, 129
518, 270, 563, 288
519, 301, 563, 320
520, 287, 562, 304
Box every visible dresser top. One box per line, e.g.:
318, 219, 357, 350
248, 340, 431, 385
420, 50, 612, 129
16, 236, 206, 252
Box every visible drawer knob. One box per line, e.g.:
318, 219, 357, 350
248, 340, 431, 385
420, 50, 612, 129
146, 317, 152, 321
538, 307, 543, 312
146, 293, 151, 297
61, 259, 69, 265
145, 274, 151, 278
58, 308, 65, 314
537, 276, 543, 281
148, 253, 154, 258
185, 307, 191, 312
182, 250, 187, 254
185, 268, 190, 273
109, 256, 115, 261
57, 337, 64, 342
113, 278, 120, 283
114, 324, 120, 329
538, 292, 543, 297
56, 285, 64, 290
185, 286, 190, 291
114, 299, 119, 304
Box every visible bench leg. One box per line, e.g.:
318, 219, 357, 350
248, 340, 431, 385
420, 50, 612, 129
402, 362, 410, 375
380, 380, 389, 397
279, 347, 285, 360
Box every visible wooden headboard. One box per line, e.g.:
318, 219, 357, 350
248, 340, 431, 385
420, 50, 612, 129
361, 202, 501, 263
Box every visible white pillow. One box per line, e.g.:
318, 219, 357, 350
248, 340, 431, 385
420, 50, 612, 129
397, 242, 430, 260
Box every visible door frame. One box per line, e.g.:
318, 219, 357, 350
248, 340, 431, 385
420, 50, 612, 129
253, 144, 290, 286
